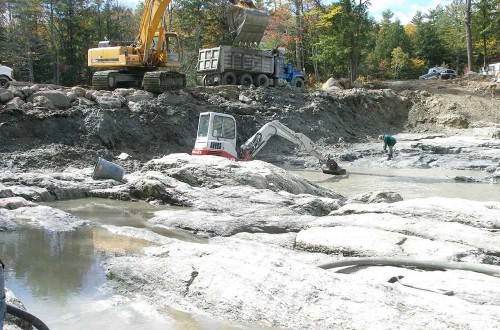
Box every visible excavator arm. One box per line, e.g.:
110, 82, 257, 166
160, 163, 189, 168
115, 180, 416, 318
240, 121, 345, 175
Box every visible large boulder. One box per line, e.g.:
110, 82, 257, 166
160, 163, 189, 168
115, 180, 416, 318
28, 90, 70, 109
0, 88, 14, 103
321, 78, 343, 91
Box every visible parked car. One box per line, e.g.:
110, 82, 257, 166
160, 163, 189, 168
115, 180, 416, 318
419, 67, 446, 80
439, 69, 457, 80
0, 63, 14, 88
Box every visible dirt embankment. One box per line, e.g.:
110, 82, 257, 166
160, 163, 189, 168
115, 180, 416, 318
0, 85, 410, 170
0, 77, 498, 170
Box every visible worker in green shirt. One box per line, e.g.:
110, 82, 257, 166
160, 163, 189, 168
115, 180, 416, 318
378, 134, 397, 160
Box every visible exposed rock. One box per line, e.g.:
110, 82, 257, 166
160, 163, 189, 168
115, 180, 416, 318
8, 86, 23, 98
96, 96, 123, 109
142, 154, 342, 198
11, 205, 92, 231
126, 90, 154, 103
66, 91, 77, 103
104, 238, 500, 329
77, 96, 94, 106
72, 86, 86, 97
0, 209, 18, 231
32, 95, 55, 109
0, 89, 14, 103
296, 226, 474, 260
4, 289, 32, 330
347, 191, 403, 204
322, 78, 343, 91
28, 90, 70, 109
5, 97, 25, 111
0, 197, 36, 210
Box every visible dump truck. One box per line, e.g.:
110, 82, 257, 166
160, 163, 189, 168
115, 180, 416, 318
197, 46, 305, 88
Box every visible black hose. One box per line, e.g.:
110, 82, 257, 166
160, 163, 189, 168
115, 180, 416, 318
6, 304, 50, 330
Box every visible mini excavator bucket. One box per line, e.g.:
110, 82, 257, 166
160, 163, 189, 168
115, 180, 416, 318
228, 0, 269, 45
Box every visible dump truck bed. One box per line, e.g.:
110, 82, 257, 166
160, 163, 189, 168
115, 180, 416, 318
197, 46, 274, 75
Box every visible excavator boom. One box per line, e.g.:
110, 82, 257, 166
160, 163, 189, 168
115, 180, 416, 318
240, 121, 345, 175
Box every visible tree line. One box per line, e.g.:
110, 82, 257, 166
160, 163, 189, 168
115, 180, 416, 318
0, 0, 499, 86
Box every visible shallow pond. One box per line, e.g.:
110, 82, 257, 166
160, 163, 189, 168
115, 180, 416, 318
291, 166, 500, 202
1, 198, 256, 329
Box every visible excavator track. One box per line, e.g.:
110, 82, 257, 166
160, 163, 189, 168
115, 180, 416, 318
143, 71, 186, 93
91, 70, 119, 90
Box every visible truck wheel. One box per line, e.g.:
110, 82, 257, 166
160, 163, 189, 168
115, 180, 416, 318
255, 74, 269, 88
293, 77, 305, 89
222, 72, 237, 85
0, 77, 10, 89
240, 74, 253, 87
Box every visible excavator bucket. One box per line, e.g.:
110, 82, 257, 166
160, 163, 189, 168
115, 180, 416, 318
228, 3, 269, 44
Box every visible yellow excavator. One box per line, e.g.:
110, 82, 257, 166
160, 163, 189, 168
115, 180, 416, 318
87, 0, 268, 93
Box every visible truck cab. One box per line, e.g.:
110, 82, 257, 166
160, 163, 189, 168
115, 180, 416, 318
192, 112, 238, 159
0, 63, 14, 88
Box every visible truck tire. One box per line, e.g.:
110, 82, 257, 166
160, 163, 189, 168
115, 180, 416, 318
0, 76, 10, 89
222, 72, 237, 85
240, 74, 253, 87
293, 77, 305, 89
255, 74, 269, 88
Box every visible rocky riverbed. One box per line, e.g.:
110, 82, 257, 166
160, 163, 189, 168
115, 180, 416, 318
1, 77, 500, 329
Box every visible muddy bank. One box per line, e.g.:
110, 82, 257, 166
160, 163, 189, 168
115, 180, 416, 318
1, 84, 410, 170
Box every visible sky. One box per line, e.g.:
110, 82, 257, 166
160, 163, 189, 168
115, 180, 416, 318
116, 0, 450, 25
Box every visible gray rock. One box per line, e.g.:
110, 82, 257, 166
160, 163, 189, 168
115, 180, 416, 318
66, 91, 77, 103
71, 86, 86, 97
85, 90, 94, 100
0, 197, 36, 210
28, 90, 70, 109
0, 209, 18, 231
0, 185, 14, 198
347, 191, 403, 204
12, 205, 92, 231
126, 90, 154, 102
77, 96, 94, 106
32, 95, 55, 109
30, 85, 40, 94
9, 185, 54, 202
103, 238, 500, 329
8, 86, 23, 98
5, 97, 25, 111
0, 88, 14, 103
21, 86, 34, 97
96, 96, 123, 109
4, 289, 32, 329
322, 78, 343, 91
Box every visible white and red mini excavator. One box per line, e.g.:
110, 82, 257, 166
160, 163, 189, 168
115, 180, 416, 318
192, 112, 346, 175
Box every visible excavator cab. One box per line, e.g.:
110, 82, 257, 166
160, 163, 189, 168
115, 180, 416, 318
192, 112, 238, 159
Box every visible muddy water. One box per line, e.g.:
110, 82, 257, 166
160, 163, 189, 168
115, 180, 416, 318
1, 198, 254, 330
291, 166, 500, 201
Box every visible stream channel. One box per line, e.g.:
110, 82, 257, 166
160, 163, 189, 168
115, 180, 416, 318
2, 166, 500, 329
